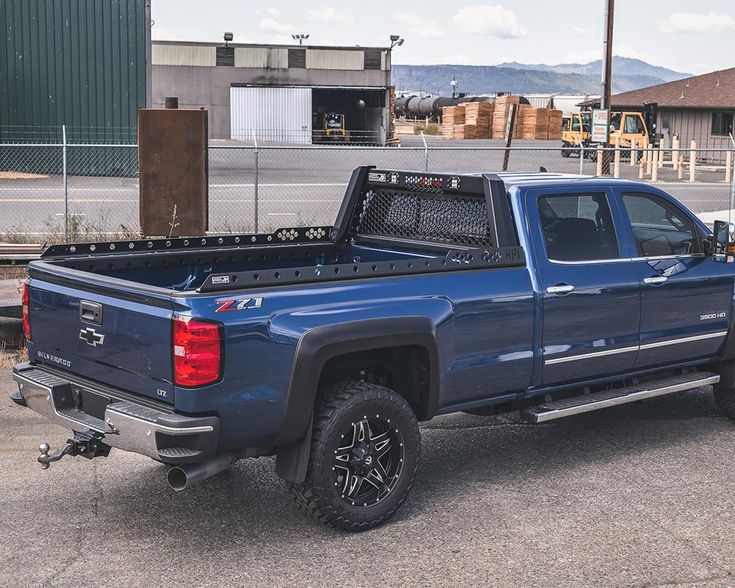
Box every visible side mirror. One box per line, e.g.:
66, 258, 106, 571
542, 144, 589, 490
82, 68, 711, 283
712, 220, 735, 262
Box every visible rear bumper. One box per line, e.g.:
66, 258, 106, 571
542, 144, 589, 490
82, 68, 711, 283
11, 363, 219, 464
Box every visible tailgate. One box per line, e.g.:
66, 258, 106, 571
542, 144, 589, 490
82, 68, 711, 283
28, 272, 175, 404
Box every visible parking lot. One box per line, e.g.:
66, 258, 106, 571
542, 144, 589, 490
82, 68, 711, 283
2, 372, 735, 587
1, 138, 732, 237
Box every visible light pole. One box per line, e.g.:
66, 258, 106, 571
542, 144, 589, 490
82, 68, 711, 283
389, 34, 404, 50
291, 34, 309, 45
450, 77, 457, 99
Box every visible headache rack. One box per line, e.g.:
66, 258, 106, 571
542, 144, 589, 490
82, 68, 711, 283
40, 166, 525, 292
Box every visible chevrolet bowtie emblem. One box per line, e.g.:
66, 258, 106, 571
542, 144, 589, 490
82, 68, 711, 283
79, 327, 105, 347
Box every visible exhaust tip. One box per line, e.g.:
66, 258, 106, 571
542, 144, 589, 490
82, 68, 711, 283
167, 466, 188, 491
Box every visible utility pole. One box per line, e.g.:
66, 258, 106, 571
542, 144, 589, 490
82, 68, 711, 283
600, 0, 615, 174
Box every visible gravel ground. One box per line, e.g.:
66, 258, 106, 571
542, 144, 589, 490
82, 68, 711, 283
1, 372, 735, 587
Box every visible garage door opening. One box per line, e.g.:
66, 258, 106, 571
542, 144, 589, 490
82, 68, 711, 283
312, 88, 386, 145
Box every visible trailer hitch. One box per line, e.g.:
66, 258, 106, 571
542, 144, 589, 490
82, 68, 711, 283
38, 431, 111, 469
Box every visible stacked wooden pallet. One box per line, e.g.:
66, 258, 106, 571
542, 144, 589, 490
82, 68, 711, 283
441, 105, 465, 139
547, 109, 563, 140
520, 107, 550, 140
442, 98, 563, 140
492, 95, 521, 138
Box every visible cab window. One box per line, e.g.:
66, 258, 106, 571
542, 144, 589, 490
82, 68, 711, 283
538, 193, 619, 262
624, 115, 644, 134
622, 193, 699, 257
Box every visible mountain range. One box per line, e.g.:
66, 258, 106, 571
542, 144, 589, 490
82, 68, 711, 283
393, 57, 690, 96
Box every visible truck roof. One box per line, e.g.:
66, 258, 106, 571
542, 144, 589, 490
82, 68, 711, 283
465, 171, 646, 190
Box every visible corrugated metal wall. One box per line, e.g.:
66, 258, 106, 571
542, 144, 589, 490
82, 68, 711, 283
305, 49, 364, 71
230, 87, 312, 144
152, 44, 215, 68
234, 47, 288, 69
0, 0, 148, 144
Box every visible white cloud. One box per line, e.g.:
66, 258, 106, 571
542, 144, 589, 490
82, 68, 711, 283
445, 53, 472, 64
614, 45, 652, 62
452, 5, 526, 39
307, 6, 352, 24
258, 18, 294, 35
571, 24, 595, 35
151, 24, 177, 41
563, 49, 599, 63
658, 11, 735, 33
393, 13, 445, 38
256, 8, 282, 18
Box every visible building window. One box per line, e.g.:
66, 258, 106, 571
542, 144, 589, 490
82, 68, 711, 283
364, 50, 381, 70
288, 49, 306, 69
712, 111, 734, 136
216, 46, 234, 67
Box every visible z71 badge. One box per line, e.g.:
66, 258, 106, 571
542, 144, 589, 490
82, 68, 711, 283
215, 297, 263, 312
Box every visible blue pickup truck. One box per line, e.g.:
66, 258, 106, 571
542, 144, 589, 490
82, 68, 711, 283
11, 167, 735, 531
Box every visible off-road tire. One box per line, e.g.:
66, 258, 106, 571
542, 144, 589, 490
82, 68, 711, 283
287, 380, 420, 531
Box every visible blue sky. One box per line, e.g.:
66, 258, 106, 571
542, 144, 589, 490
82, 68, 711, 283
151, 1, 735, 74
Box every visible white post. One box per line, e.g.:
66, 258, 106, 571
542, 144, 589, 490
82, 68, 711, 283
63, 124, 68, 242
613, 136, 621, 178
596, 147, 603, 175
689, 140, 697, 183
651, 147, 659, 182
629, 138, 637, 166
646, 144, 653, 175
726, 149, 732, 184
678, 153, 684, 181
672, 136, 679, 170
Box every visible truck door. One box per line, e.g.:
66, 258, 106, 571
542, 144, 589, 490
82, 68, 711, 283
527, 187, 641, 385
618, 189, 733, 368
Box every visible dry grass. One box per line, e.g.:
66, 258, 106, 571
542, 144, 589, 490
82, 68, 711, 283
0, 344, 27, 370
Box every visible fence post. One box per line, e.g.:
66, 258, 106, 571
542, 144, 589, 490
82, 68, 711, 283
646, 143, 653, 175
726, 149, 732, 184
651, 147, 658, 182
613, 136, 621, 178
638, 153, 645, 179
629, 138, 637, 166
579, 144, 585, 175
62, 124, 69, 242
678, 153, 684, 181
596, 147, 603, 176
420, 131, 428, 172
672, 136, 679, 170
252, 129, 259, 233
689, 140, 697, 183
658, 136, 665, 168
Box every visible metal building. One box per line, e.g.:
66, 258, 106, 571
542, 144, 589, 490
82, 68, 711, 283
0, 0, 150, 173
151, 41, 392, 145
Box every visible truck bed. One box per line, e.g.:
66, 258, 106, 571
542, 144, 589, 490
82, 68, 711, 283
37, 167, 525, 293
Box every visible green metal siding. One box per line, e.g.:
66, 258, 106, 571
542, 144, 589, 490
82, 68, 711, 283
0, 0, 147, 173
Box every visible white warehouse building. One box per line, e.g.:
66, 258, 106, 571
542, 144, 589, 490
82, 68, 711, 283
151, 41, 393, 144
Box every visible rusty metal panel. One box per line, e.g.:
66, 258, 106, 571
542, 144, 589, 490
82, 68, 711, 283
234, 46, 288, 69
138, 108, 208, 237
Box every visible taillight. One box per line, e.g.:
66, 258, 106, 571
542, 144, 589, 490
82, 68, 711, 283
173, 316, 222, 387
22, 281, 31, 342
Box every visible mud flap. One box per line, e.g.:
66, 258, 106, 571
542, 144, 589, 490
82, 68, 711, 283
275, 418, 313, 484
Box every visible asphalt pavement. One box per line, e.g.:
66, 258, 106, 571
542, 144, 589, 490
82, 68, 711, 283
2, 372, 735, 587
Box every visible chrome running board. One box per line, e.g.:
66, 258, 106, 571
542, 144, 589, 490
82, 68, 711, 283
520, 372, 719, 424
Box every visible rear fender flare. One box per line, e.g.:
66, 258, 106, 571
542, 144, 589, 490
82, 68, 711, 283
275, 317, 440, 483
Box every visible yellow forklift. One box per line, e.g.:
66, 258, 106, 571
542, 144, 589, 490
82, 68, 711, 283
562, 103, 657, 159
315, 112, 350, 143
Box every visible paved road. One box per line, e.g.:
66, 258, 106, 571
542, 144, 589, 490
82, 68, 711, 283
0, 139, 731, 236
2, 373, 735, 586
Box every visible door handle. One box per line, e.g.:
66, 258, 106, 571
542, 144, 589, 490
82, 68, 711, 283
643, 275, 668, 285
546, 284, 575, 295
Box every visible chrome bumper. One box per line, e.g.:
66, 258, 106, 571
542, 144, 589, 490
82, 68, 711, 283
11, 363, 219, 464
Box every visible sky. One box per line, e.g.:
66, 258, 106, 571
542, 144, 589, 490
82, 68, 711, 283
151, 0, 735, 75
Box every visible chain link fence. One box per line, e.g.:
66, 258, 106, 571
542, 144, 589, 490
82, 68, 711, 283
1, 130, 733, 243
